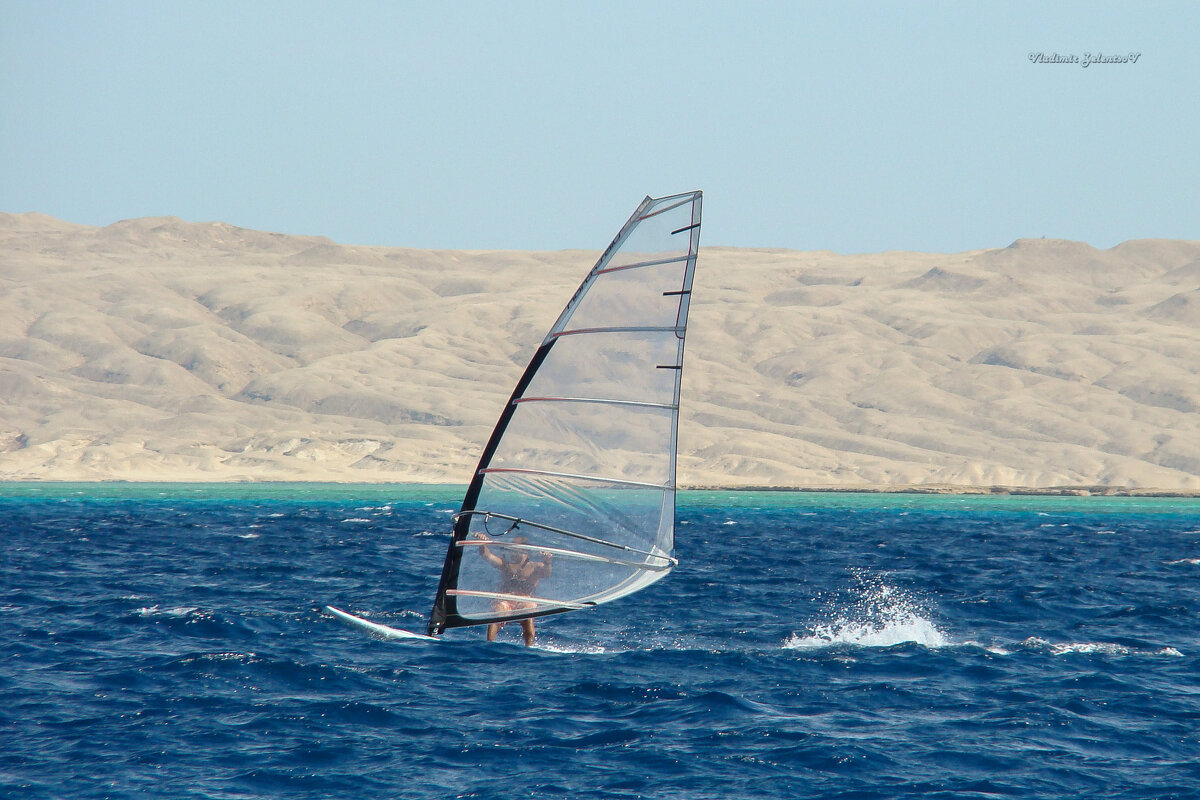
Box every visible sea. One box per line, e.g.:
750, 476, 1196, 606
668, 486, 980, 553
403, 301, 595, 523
4, 483, 1200, 800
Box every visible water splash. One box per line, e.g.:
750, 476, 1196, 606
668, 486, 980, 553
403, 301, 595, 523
784, 573, 950, 650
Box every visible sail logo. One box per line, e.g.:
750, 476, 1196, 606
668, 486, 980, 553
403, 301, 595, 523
1028, 51, 1142, 67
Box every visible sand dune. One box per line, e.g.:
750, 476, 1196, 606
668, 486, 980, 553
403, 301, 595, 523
1, 213, 1197, 491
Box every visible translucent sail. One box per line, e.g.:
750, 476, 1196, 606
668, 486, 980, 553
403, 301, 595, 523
429, 192, 702, 635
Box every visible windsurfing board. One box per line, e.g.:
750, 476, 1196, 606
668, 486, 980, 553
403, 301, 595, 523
325, 605, 438, 641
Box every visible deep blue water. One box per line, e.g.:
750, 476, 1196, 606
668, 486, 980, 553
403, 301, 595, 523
4, 484, 1200, 799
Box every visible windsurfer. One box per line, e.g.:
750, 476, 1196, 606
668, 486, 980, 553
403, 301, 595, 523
472, 532, 552, 645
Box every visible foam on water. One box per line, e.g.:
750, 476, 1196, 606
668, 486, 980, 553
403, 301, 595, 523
784, 574, 951, 650
956, 637, 1185, 658
1016, 637, 1184, 657
133, 605, 198, 618
177, 651, 258, 664
531, 640, 608, 655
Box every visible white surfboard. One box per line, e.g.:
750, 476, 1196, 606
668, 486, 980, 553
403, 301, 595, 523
325, 605, 438, 641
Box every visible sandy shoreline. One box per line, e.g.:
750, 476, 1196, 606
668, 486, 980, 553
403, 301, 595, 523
3, 479, 1196, 498
2, 213, 1198, 492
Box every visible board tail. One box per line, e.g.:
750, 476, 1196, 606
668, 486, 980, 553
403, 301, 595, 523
325, 606, 438, 641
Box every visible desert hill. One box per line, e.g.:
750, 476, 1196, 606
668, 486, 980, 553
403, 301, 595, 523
1, 213, 1197, 491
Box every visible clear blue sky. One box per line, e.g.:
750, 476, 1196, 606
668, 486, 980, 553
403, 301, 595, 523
2, 1, 1196, 252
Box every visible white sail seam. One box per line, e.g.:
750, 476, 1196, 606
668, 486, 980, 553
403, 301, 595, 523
552, 325, 683, 338
479, 466, 671, 490
456, 541, 673, 571
513, 396, 677, 410
453, 509, 677, 563
596, 255, 688, 275
637, 196, 694, 219
446, 589, 593, 610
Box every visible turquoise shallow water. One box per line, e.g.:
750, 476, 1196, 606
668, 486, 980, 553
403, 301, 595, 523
4, 484, 1199, 798
2, 480, 1195, 513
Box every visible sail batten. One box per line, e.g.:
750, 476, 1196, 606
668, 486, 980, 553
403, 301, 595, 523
451, 509, 677, 562
446, 590, 594, 611
478, 467, 672, 490
513, 396, 678, 410
595, 255, 690, 275
428, 191, 702, 636
456, 541, 675, 571
638, 196, 694, 219
552, 325, 684, 338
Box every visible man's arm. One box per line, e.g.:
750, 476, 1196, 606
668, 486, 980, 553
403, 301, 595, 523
472, 532, 504, 567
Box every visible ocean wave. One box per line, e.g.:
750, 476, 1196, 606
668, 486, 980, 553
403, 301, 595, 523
784, 574, 951, 650
9, 493, 1200, 800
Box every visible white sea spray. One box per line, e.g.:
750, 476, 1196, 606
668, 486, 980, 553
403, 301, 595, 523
784, 572, 950, 650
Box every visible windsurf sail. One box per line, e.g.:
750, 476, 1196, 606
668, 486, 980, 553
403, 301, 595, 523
428, 191, 703, 636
